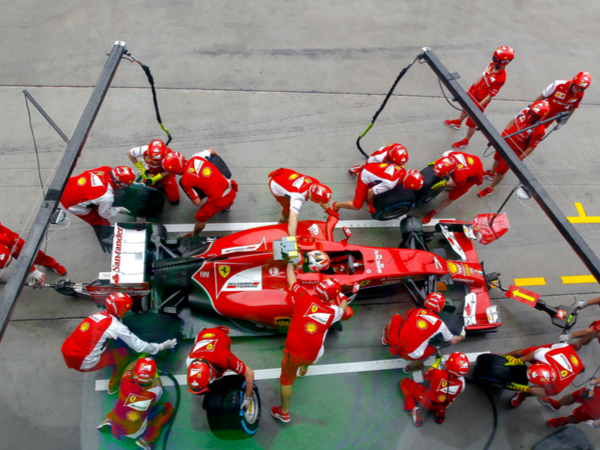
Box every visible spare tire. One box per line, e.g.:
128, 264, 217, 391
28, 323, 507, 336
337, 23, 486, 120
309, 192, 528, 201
430, 312, 463, 348
415, 165, 444, 206
203, 375, 261, 440
371, 185, 416, 221
473, 353, 528, 389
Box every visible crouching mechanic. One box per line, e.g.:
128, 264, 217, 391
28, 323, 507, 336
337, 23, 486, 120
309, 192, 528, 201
61, 293, 178, 394
186, 326, 255, 410
98, 357, 173, 450
503, 342, 584, 409
127, 139, 180, 205
61, 166, 135, 226
400, 352, 469, 427
421, 152, 484, 224
268, 168, 336, 237
0, 221, 66, 284
348, 143, 410, 175
382, 292, 465, 373
272, 263, 349, 423
334, 163, 424, 215
162, 150, 237, 236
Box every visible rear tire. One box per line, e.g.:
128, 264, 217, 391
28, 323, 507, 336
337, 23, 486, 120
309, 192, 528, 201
415, 166, 444, 206
203, 375, 262, 440
371, 186, 416, 221
473, 354, 528, 389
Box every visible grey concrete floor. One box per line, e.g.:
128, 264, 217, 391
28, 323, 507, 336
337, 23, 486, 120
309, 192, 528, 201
2, 1, 600, 449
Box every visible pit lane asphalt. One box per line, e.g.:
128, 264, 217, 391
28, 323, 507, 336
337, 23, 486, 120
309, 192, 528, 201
2, 1, 600, 449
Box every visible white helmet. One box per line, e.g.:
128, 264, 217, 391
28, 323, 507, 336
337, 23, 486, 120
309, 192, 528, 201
306, 251, 331, 272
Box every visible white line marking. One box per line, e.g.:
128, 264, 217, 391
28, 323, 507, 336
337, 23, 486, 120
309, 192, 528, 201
164, 218, 451, 233
94, 351, 488, 391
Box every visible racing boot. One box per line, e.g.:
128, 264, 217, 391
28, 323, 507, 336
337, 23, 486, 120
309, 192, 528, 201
483, 170, 495, 181
422, 210, 437, 224
444, 119, 461, 130
271, 406, 291, 423
96, 418, 113, 431
451, 138, 469, 149
539, 397, 560, 411
410, 407, 423, 428
510, 392, 527, 408
51, 263, 67, 276
547, 417, 568, 428
434, 409, 446, 424
348, 165, 362, 176
478, 186, 494, 198
381, 326, 389, 346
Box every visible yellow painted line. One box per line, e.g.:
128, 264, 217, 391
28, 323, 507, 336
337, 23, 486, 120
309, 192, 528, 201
562, 275, 598, 284
514, 277, 546, 287
567, 202, 600, 224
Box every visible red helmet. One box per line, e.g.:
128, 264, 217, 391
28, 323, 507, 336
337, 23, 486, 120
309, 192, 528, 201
133, 357, 157, 385
433, 157, 456, 177
306, 250, 331, 272
111, 166, 135, 187
315, 278, 341, 303
146, 140, 167, 162
105, 293, 133, 318
308, 183, 332, 204
162, 151, 186, 175
572, 71, 592, 90
0, 245, 13, 269
424, 292, 445, 313
527, 363, 557, 386
402, 169, 424, 191
187, 359, 214, 395
387, 144, 409, 166
492, 46, 515, 65
526, 100, 551, 122
445, 352, 470, 376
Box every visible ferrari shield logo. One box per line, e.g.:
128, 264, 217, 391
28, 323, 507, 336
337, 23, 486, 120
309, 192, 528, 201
218, 266, 231, 278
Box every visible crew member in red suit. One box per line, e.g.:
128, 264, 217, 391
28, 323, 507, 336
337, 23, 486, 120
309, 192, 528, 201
271, 263, 349, 423
334, 163, 423, 215
421, 152, 484, 224
0, 221, 66, 283
61, 293, 177, 394
127, 139, 180, 205
268, 168, 337, 237
400, 352, 469, 427
559, 305, 600, 350
503, 342, 584, 409
478, 100, 550, 198
532, 71, 591, 129
97, 357, 173, 450
162, 150, 237, 236
382, 292, 465, 372
61, 166, 135, 226
445, 46, 515, 149
186, 326, 256, 413
541, 375, 600, 429
348, 143, 410, 175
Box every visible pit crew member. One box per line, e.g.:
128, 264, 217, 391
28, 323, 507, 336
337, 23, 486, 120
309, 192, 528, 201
560, 311, 600, 351
272, 263, 349, 423
127, 139, 180, 205
421, 152, 484, 224
61, 166, 135, 226
400, 352, 469, 427
382, 292, 465, 373
97, 357, 173, 450
334, 163, 423, 215
478, 100, 550, 198
445, 46, 514, 149
348, 143, 409, 175
61, 293, 178, 394
162, 150, 237, 236
532, 72, 591, 129
0, 221, 66, 283
503, 342, 583, 409
268, 167, 336, 237
541, 376, 600, 429
186, 326, 256, 410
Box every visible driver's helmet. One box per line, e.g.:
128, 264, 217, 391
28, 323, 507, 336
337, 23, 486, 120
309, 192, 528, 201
105, 293, 133, 319
187, 359, 214, 395
402, 169, 424, 191
308, 183, 332, 204
424, 292, 445, 314
306, 250, 331, 272
445, 352, 470, 376
133, 357, 157, 385
387, 143, 409, 166
527, 363, 556, 386
315, 278, 341, 303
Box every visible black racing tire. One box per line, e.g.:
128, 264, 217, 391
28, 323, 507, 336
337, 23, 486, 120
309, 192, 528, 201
371, 185, 416, 221
415, 165, 444, 206
473, 354, 529, 389
122, 312, 182, 345
430, 312, 463, 348
203, 375, 262, 440
115, 183, 166, 219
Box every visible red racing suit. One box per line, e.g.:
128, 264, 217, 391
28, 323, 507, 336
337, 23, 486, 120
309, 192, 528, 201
542, 80, 585, 126
61, 166, 120, 226
129, 144, 180, 203
384, 308, 453, 361
465, 63, 507, 128
349, 144, 402, 174
268, 168, 321, 218
401, 366, 466, 412
0, 222, 59, 271
353, 163, 406, 210
569, 385, 600, 422
105, 367, 173, 443
445, 152, 484, 200
180, 151, 238, 222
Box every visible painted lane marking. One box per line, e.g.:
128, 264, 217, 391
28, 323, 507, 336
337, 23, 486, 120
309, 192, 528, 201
567, 203, 600, 224
95, 352, 488, 391
514, 277, 546, 287
562, 275, 597, 284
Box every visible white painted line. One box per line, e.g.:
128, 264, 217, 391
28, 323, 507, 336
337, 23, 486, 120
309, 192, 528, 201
94, 351, 488, 391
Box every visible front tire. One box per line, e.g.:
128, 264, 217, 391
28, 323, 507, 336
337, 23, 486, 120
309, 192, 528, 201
371, 185, 416, 221
473, 354, 528, 389
415, 165, 444, 206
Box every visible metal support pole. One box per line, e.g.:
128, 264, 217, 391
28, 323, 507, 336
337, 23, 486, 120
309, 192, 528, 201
0, 41, 127, 343
23, 90, 70, 143
418, 47, 600, 283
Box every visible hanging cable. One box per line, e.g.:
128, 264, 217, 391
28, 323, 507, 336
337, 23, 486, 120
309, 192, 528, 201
438, 79, 464, 112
